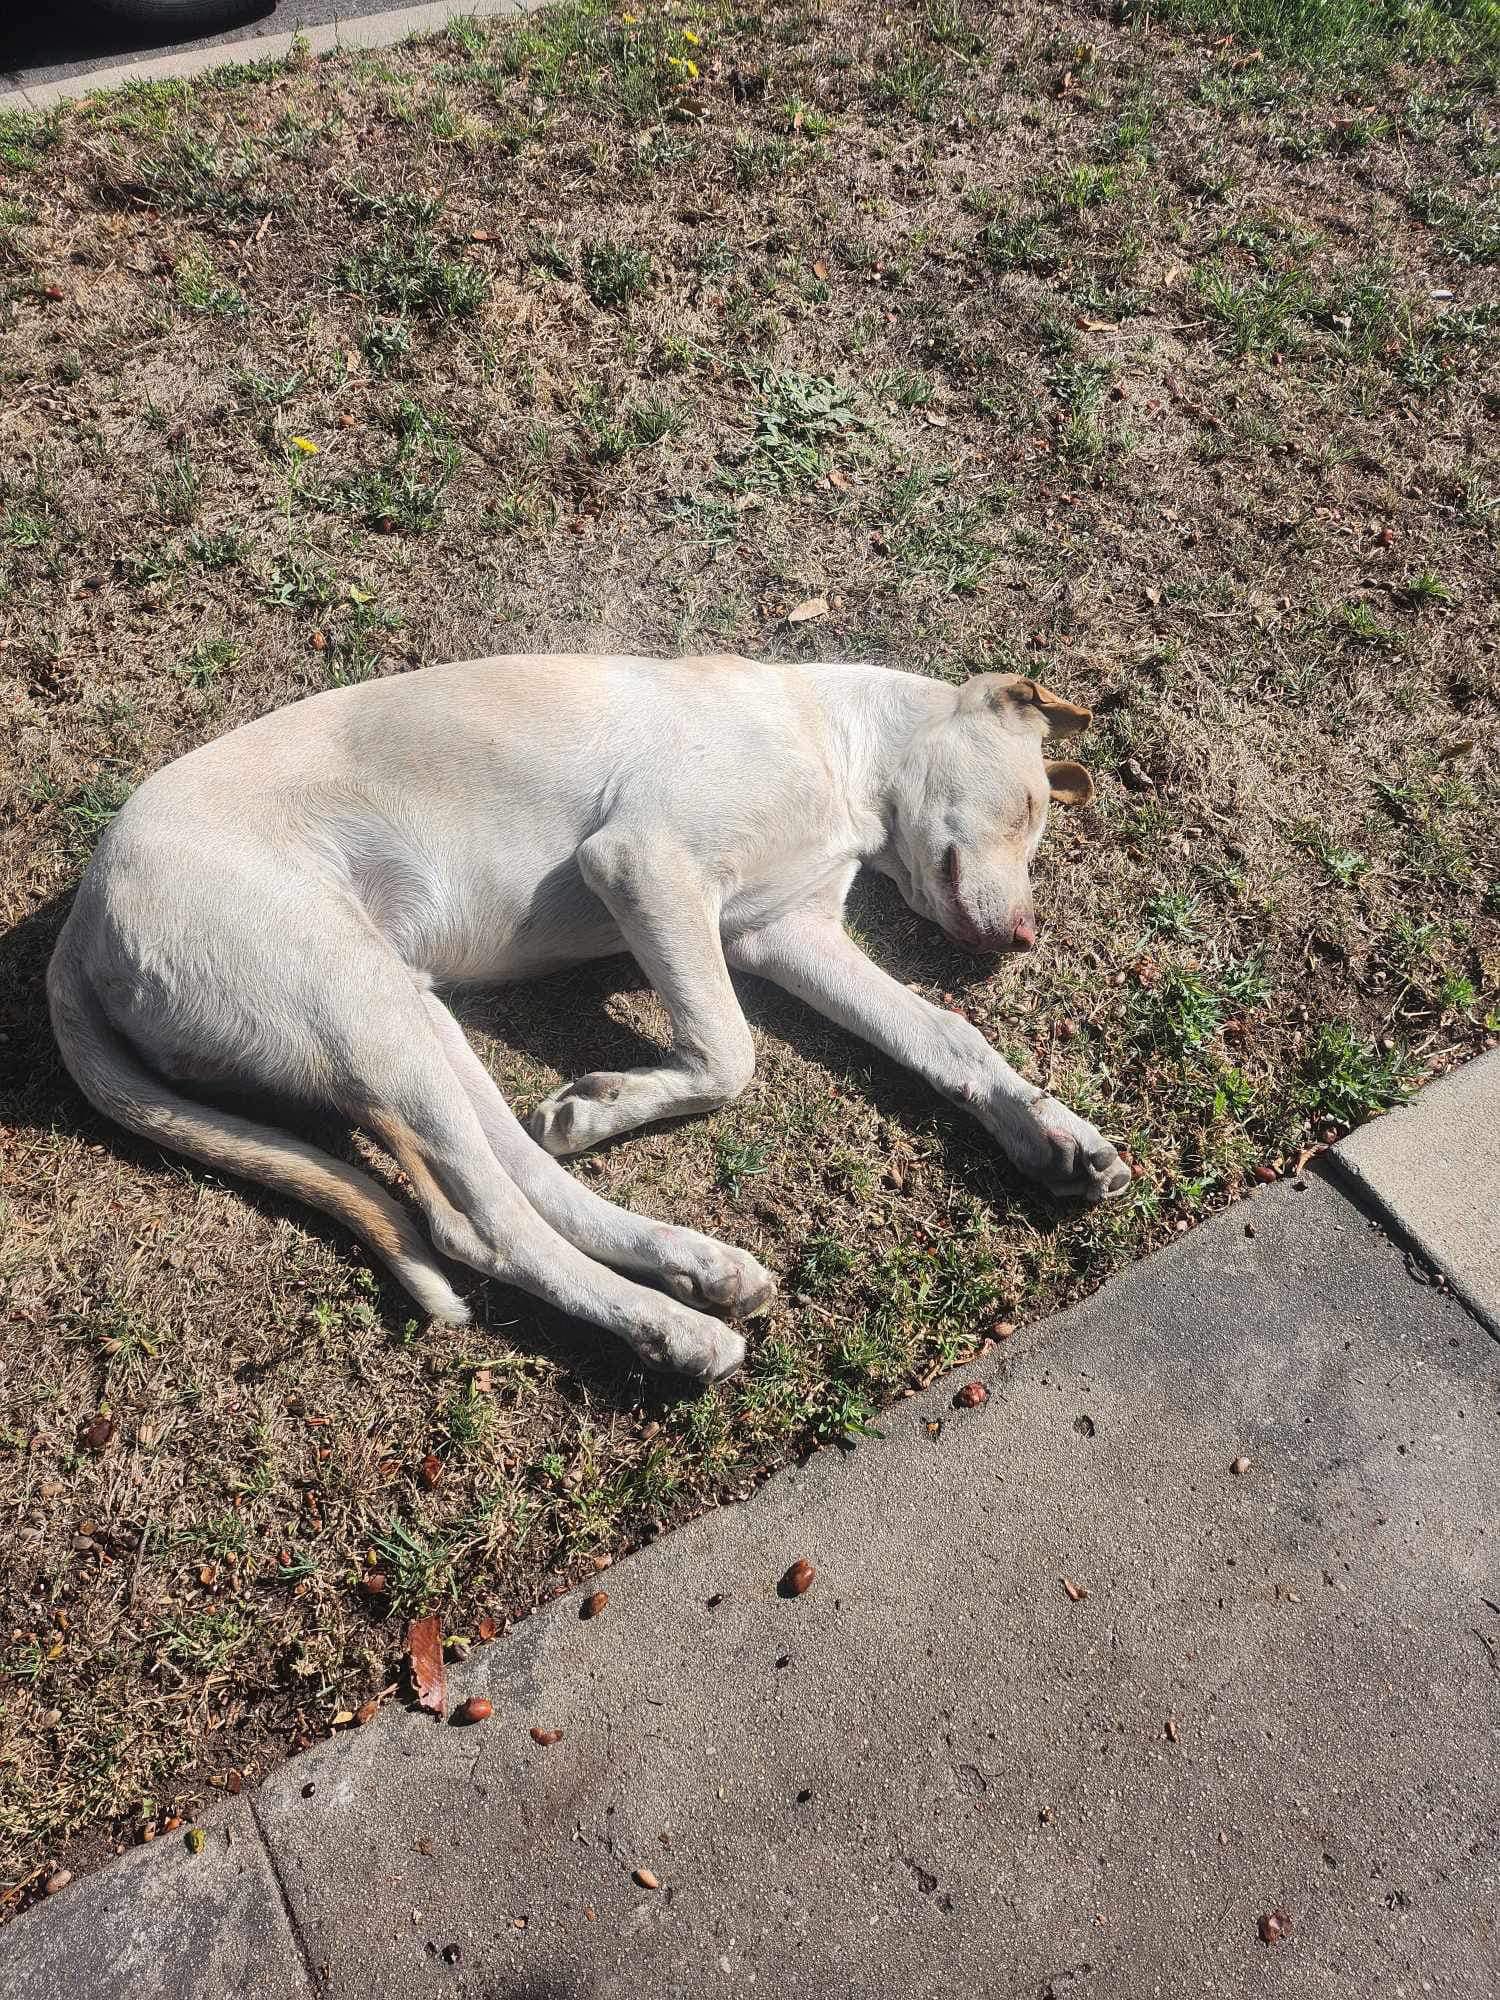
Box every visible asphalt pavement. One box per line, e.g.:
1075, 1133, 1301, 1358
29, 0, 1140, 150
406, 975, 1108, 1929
4, 0, 432, 92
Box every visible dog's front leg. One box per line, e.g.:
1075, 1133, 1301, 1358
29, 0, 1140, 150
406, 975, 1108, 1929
530, 832, 756, 1156
729, 908, 1130, 1203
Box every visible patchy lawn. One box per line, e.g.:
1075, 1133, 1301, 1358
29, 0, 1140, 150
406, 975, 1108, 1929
1, 0, 1497, 1912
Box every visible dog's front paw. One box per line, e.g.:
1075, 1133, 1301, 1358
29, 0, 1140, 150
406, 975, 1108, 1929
530, 1073, 627, 1156
1003, 1095, 1132, 1204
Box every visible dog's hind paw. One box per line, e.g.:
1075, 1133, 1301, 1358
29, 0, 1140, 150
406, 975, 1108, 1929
661, 1239, 777, 1320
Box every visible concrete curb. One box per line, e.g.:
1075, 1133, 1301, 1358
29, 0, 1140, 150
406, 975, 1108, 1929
1330, 1045, 1500, 1337
0, 1, 534, 114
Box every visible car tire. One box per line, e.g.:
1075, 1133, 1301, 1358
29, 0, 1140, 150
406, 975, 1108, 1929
89, 0, 268, 31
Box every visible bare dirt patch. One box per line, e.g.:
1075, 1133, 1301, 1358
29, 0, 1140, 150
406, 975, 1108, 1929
1, 0, 1496, 1909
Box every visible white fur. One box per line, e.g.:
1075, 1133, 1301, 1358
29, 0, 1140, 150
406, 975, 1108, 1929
47, 654, 1126, 1379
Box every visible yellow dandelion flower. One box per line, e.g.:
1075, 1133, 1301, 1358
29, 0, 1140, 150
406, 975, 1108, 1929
683, 57, 698, 76
291, 436, 319, 455
681, 26, 700, 41
621, 11, 637, 20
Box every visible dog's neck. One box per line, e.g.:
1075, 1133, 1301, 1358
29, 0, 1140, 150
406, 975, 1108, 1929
807, 664, 953, 856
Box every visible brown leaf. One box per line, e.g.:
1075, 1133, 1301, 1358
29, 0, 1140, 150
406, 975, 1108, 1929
420, 1453, 442, 1489
477, 1614, 498, 1643
355, 1699, 381, 1726
581, 1590, 608, 1619
827, 467, 852, 491
787, 595, 829, 625
530, 1725, 564, 1745
811, 256, 829, 280
1062, 1577, 1088, 1603
407, 1615, 446, 1717
79, 1416, 113, 1452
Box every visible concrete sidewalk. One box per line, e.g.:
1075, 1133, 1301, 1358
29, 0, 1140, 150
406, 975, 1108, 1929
5, 1061, 1498, 1998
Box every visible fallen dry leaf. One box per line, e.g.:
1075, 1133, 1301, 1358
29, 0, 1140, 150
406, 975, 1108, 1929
811, 256, 829, 280
477, 1615, 498, 1643
1258, 1907, 1292, 1944
582, 1590, 608, 1619
44, 1869, 71, 1895
407, 1615, 446, 1717
79, 1416, 113, 1452
420, 1453, 442, 1489
1062, 1577, 1088, 1603
787, 595, 829, 625
530, 1726, 563, 1746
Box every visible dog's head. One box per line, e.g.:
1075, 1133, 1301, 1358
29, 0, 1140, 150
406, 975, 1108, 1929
880, 673, 1094, 954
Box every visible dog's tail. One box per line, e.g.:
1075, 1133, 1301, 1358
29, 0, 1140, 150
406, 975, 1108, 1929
46, 939, 469, 1324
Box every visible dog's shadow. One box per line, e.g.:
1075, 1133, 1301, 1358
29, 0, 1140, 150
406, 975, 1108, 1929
3, 876, 1067, 1412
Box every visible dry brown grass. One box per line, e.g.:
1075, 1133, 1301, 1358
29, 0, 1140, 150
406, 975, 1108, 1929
1, 0, 1497, 1910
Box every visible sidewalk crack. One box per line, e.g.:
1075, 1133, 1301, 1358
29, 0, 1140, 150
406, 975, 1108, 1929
248, 1789, 326, 1998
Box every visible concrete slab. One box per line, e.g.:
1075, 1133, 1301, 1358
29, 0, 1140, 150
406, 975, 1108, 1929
248, 1175, 1500, 1999
1334, 1048, 1500, 1336
0, 1799, 308, 2000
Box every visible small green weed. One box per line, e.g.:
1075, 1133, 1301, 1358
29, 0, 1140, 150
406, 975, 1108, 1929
174, 252, 245, 318
715, 1136, 769, 1195
338, 236, 489, 318
176, 635, 239, 689
581, 240, 653, 309
1299, 1022, 1410, 1126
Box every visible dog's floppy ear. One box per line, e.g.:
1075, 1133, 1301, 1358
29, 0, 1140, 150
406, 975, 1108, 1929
967, 674, 1093, 738
1046, 759, 1095, 807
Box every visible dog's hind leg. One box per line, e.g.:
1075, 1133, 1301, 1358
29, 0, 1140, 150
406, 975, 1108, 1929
423, 997, 775, 1320
340, 985, 746, 1380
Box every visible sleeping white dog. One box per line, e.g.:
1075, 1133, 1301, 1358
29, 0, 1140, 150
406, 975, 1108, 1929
48, 654, 1129, 1380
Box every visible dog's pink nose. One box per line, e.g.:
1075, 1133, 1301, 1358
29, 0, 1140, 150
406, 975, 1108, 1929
1012, 918, 1036, 951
